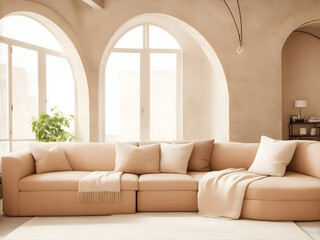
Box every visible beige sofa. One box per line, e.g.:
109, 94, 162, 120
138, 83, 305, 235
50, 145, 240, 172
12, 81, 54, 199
2, 141, 320, 221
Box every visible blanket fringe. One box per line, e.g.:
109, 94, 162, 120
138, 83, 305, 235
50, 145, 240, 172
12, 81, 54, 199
78, 191, 120, 203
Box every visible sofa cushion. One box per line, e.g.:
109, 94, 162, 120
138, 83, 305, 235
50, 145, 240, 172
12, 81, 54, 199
187, 171, 208, 182
64, 142, 138, 171
160, 143, 194, 174
29, 142, 138, 171
210, 142, 259, 171
139, 173, 198, 191
245, 171, 320, 201
248, 136, 297, 176
287, 141, 320, 179
114, 143, 160, 174
19, 171, 138, 191
30, 145, 72, 174
173, 140, 214, 172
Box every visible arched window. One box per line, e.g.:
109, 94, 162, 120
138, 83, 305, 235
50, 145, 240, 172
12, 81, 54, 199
0, 15, 75, 154
104, 24, 182, 141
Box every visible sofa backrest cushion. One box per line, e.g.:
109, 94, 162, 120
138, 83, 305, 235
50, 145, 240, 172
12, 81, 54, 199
287, 141, 320, 178
64, 142, 138, 171
29, 142, 138, 171
210, 142, 259, 170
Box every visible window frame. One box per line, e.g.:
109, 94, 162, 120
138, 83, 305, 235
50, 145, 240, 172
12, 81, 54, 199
103, 23, 183, 141
0, 35, 76, 152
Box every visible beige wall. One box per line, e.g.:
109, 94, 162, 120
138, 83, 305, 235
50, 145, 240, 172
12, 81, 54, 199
282, 32, 320, 139
1, 0, 320, 143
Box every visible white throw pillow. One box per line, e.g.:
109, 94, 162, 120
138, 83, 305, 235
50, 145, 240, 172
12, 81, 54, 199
30, 145, 72, 174
114, 142, 160, 174
160, 142, 194, 174
248, 136, 297, 176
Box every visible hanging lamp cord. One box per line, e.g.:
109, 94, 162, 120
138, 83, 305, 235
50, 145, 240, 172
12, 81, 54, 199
222, 0, 243, 47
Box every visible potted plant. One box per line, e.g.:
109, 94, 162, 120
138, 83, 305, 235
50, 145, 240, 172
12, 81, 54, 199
31, 107, 77, 142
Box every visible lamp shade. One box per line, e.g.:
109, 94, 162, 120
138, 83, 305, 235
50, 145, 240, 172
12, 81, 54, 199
295, 100, 307, 108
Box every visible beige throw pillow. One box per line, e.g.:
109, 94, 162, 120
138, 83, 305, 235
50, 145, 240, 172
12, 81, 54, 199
114, 142, 160, 174
160, 142, 194, 174
248, 136, 297, 176
173, 139, 214, 171
30, 145, 72, 174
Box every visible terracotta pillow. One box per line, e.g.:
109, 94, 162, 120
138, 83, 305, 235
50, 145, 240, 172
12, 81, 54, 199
160, 142, 194, 174
173, 139, 214, 171
248, 136, 297, 177
114, 142, 160, 174
30, 145, 72, 174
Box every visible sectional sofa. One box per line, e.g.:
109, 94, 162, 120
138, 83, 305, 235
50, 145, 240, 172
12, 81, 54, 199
2, 140, 320, 220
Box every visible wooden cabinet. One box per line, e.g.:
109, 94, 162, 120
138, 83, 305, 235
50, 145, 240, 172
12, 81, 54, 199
289, 122, 320, 140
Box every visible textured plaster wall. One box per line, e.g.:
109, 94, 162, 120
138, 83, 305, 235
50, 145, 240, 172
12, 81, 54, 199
1, 0, 320, 142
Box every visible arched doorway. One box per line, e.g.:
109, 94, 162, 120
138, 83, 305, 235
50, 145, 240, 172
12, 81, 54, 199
282, 20, 320, 140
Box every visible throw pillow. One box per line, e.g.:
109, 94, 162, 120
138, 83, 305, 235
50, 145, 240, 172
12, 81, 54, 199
30, 145, 72, 174
114, 142, 160, 174
160, 142, 194, 174
173, 139, 214, 171
248, 136, 297, 176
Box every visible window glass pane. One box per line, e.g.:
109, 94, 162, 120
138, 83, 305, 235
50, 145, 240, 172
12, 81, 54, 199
12, 141, 31, 152
46, 54, 75, 116
114, 26, 143, 49
149, 25, 180, 49
150, 53, 177, 140
12, 46, 38, 139
0, 15, 62, 52
0, 141, 9, 157
0, 43, 9, 140
105, 52, 140, 141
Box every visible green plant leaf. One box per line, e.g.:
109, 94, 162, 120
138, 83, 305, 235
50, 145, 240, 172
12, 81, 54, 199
30, 106, 77, 142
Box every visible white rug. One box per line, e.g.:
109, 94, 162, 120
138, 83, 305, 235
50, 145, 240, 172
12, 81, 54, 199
3, 212, 311, 240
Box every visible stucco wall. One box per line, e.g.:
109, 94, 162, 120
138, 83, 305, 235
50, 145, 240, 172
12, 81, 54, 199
1, 0, 320, 142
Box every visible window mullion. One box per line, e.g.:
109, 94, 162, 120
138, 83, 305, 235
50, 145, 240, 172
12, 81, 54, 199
176, 52, 183, 141
8, 44, 13, 152
38, 50, 46, 114
140, 24, 150, 141
140, 50, 150, 140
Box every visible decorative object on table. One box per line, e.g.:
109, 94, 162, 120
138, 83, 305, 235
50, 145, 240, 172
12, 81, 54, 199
309, 116, 320, 123
299, 128, 307, 135
310, 128, 317, 136
294, 100, 307, 121
31, 106, 77, 142
290, 115, 298, 123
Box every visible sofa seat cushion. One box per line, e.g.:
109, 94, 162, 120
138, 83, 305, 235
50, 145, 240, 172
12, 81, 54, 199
245, 171, 320, 201
139, 173, 198, 191
19, 171, 138, 191
187, 171, 208, 182
188, 171, 320, 201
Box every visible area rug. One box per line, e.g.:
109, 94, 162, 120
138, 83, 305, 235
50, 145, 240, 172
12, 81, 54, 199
3, 212, 311, 240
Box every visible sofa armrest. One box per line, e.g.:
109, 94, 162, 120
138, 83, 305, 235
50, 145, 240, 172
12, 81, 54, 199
2, 150, 35, 216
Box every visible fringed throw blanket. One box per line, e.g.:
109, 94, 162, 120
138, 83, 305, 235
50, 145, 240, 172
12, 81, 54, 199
78, 171, 123, 203
198, 168, 265, 219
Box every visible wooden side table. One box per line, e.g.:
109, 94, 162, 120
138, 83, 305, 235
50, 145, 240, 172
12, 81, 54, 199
289, 122, 320, 141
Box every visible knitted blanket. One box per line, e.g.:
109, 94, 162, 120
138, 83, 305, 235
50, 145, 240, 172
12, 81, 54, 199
78, 171, 123, 203
198, 168, 265, 219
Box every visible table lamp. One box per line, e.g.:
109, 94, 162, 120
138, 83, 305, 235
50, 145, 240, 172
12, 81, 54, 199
294, 100, 307, 120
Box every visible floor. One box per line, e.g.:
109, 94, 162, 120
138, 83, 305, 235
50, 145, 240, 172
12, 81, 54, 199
0, 199, 319, 240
